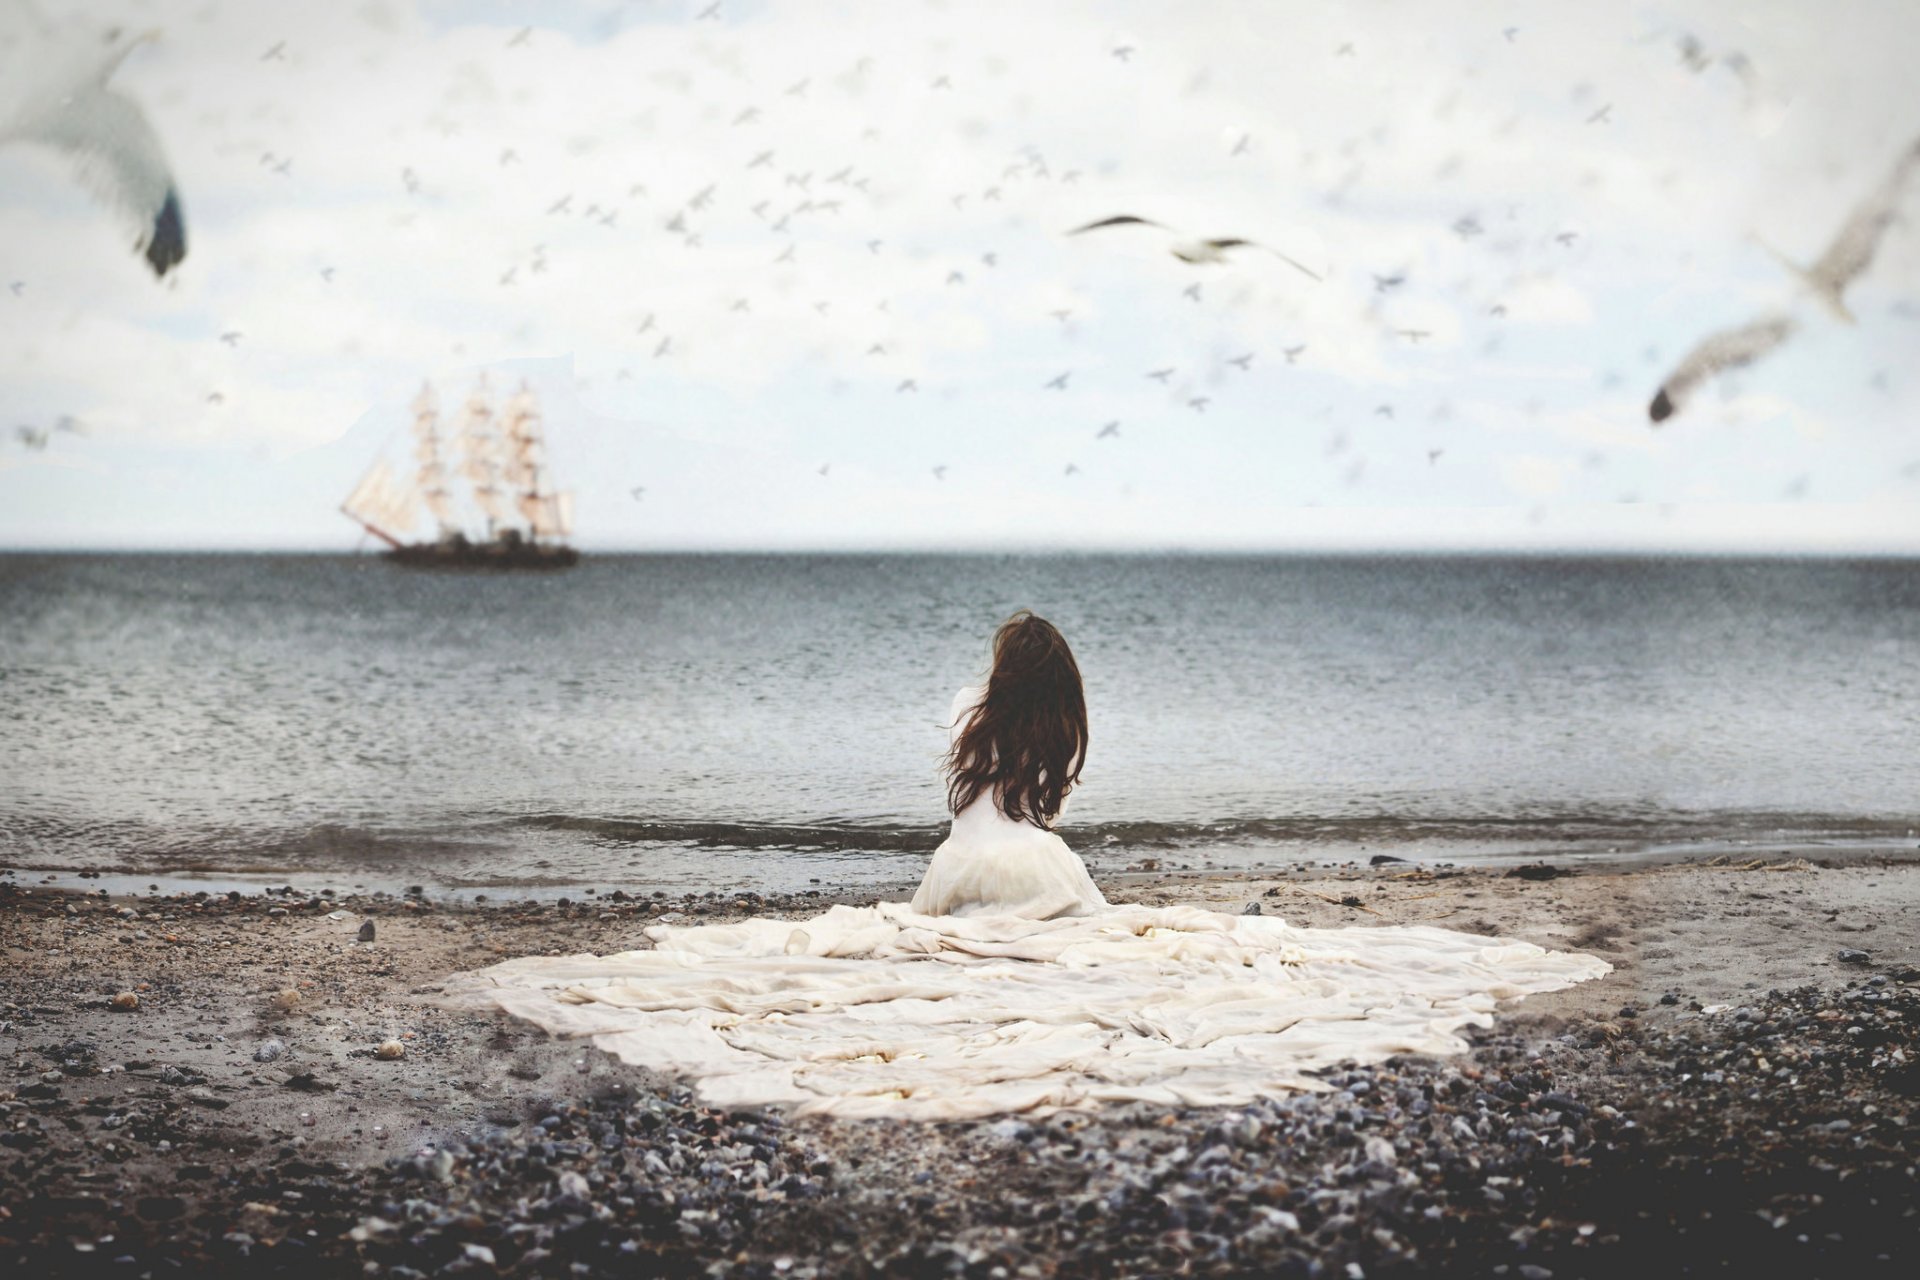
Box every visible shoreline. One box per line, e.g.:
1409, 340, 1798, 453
4, 855, 1917, 1276
7, 835, 1916, 905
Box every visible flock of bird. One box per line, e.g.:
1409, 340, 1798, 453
2, 2, 1917, 511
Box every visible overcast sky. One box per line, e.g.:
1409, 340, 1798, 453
2, 0, 1917, 552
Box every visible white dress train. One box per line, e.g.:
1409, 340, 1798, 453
442, 687, 1611, 1119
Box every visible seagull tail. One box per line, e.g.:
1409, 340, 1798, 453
1812, 285, 1857, 326
1747, 229, 1852, 324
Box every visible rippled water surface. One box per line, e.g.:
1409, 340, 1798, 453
3, 553, 1916, 892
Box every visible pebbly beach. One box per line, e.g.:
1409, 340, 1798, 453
3, 852, 1916, 1278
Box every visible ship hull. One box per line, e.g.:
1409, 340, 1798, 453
383, 540, 580, 571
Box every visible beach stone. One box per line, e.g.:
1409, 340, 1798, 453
357, 919, 376, 943
270, 989, 301, 1011
376, 1039, 406, 1060
1242, 902, 1262, 915
253, 1039, 286, 1063
1838, 948, 1871, 965
110, 992, 139, 1011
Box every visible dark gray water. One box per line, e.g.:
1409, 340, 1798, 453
2, 553, 1916, 894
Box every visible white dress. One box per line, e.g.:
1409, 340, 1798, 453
909, 685, 1108, 920
441, 686, 1612, 1119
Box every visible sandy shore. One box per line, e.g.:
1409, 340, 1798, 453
3, 853, 1917, 1277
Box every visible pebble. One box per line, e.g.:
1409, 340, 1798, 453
110, 992, 139, 1011
254, 1039, 286, 1063
376, 1039, 406, 1060
358, 919, 376, 943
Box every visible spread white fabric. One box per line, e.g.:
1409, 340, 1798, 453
444, 686, 1610, 1118
444, 901, 1610, 1119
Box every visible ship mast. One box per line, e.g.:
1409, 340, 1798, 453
411, 383, 455, 537
502, 380, 574, 544
457, 376, 510, 538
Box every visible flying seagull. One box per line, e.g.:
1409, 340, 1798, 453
1754, 135, 1920, 325
1650, 134, 1920, 422
0, 10, 186, 277
1067, 216, 1322, 280
1097, 421, 1120, 439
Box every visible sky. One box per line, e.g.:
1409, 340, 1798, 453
1, 0, 1917, 552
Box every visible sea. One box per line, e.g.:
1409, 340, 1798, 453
3, 553, 1916, 899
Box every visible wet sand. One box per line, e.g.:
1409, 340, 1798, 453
3, 854, 1917, 1277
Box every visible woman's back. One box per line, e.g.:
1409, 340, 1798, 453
910, 682, 1107, 919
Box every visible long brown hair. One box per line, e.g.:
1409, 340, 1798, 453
944, 610, 1087, 826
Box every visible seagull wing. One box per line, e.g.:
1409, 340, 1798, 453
1204, 238, 1323, 282
31, 86, 185, 276
1068, 215, 1167, 235
1648, 312, 1797, 423
1264, 247, 1323, 282
1805, 134, 1920, 296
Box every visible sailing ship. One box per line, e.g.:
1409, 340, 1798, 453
340, 376, 579, 570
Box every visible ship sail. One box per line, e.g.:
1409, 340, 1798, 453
340, 458, 421, 546
409, 383, 455, 530
458, 377, 512, 532
500, 380, 573, 545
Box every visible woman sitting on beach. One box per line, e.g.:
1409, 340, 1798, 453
448, 610, 1610, 1118
910, 609, 1107, 920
